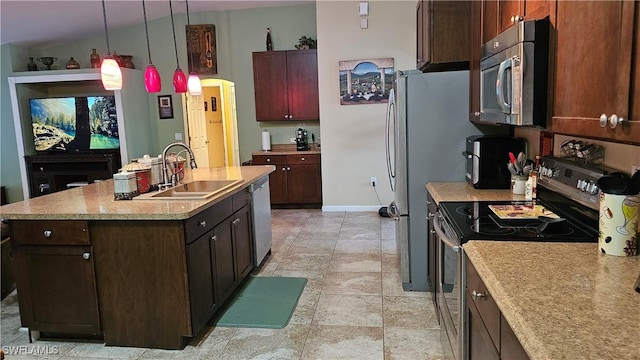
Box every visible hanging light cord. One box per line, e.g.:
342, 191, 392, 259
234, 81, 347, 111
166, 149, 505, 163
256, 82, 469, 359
185, 0, 194, 72
142, 0, 153, 63
101, 0, 112, 55
169, 0, 181, 68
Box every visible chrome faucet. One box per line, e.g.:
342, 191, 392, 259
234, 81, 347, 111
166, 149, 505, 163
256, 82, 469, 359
161, 142, 197, 188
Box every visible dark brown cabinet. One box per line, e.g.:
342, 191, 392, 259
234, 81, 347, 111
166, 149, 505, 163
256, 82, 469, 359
252, 153, 322, 206
466, 257, 530, 360
25, 153, 118, 198
252, 49, 319, 122
10, 220, 100, 335
551, 1, 640, 144
416, 0, 471, 72
186, 228, 217, 336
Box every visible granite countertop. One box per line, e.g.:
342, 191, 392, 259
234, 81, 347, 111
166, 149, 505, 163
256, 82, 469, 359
252, 143, 321, 156
0, 165, 274, 221
464, 241, 640, 360
426, 182, 525, 203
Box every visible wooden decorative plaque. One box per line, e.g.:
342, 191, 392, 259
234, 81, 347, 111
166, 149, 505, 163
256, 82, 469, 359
186, 24, 217, 75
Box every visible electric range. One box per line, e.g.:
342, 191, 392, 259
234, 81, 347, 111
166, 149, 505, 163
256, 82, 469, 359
435, 156, 614, 360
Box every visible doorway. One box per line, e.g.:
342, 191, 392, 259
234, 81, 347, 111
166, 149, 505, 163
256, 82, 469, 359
182, 79, 240, 167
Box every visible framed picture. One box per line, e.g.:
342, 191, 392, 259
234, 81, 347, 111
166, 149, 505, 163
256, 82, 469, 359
186, 24, 217, 75
338, 58, 394, 105
157, 95, 174, 119
211, 96, 217, 111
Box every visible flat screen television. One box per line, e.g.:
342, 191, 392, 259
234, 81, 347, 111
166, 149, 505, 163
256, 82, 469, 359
29, 96, 119, 152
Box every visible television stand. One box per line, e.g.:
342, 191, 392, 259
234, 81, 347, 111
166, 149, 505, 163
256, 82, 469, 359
25, 153, 120, 198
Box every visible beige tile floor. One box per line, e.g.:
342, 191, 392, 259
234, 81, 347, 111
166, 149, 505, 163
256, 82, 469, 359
1, 209, 443, 359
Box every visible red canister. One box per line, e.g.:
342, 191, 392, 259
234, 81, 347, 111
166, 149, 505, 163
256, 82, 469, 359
121, 162, 152, 193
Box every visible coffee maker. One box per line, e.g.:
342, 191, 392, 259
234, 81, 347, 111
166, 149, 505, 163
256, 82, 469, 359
296, 128, 309, 151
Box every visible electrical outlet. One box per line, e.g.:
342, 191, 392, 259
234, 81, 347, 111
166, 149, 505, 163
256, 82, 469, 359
290, 137, 296, 143
632, 164, 640, 175
370, 177, 377, 187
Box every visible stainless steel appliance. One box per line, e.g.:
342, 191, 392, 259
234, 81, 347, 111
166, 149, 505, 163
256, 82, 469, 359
435, 156, 609, 360
249, 176, 272, 267
479, 18, 549, 126
464, 135, 527, 189
295, 128, 309, 151
385, 69, 505, 291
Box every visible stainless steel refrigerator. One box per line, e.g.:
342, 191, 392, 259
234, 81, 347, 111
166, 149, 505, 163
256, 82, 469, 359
385, 70, 501, 291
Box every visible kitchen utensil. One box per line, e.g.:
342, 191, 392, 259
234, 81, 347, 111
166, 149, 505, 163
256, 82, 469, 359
522, 165, 532, 176
508, 162, 517, 175
536, 216, 566, 233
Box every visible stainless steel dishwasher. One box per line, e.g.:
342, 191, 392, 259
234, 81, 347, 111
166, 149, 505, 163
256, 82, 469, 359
249, 176, 272, 266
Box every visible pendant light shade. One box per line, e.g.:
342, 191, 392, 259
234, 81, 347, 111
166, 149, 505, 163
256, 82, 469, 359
188, 73, 202, 95
100, 0, 122, 90
169, 0, 186, 93
144, 65, 162, 92
142, 0, 161, 92
173, 69, 188, 93
185, 0, 202, 96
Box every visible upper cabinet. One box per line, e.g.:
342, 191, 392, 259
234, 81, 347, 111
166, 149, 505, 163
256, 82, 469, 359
482, 0, 550, 44
416, 0, 471, 72
551, 1, 639, 144
252, 49, 319, 122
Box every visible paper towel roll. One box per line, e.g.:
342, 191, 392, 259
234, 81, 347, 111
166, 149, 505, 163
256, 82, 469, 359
261, 130, 271, 151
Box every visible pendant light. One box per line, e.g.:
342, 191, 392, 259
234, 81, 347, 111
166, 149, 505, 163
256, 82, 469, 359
142, 0, 161, 92
169, 0, 187, 93
185, 0, 202, 96
100, 0, 122, 90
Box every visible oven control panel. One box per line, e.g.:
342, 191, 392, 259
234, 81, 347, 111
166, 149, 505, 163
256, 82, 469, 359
538, 156, 613, 209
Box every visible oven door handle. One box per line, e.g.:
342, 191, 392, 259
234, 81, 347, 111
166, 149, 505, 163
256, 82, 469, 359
433, 214, 462, 253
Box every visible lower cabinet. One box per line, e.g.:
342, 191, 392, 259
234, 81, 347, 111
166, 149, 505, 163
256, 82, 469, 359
252, 153, 322, 206
427, 191, 438, 313
10, 220, 100, 335
466, 257, 529, 359
186, 228, 217, 336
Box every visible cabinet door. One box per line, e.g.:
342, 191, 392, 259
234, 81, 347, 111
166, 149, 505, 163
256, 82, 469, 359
286, 49, 319, 121
231, 205, 253, 281
482, 0, 499, 44
287, 164, 322, 204
467, 292, 500, 360
186, 229, 216, 335
269, 165, 288, 204
469, 0, 482, 122
417, 1, 426, 69
12, 245, 100, 334
253, 51, 289, 121
552, 1, 640, 144
501, 314, 530, 360
213, 219, 236, 305
499, 0, 521, 33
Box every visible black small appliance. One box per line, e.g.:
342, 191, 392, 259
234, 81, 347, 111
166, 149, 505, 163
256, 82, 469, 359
296, 128, 309, 151
464, 135, 527, 189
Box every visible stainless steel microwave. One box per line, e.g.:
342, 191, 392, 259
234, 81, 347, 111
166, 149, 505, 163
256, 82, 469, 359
479, 18, 550, 127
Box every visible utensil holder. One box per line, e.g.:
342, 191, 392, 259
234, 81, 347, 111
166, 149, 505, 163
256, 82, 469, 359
511, 175, 527, 195
599, 192, 639, 256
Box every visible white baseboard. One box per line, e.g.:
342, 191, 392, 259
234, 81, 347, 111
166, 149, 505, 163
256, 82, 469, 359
322, 205, 382, 212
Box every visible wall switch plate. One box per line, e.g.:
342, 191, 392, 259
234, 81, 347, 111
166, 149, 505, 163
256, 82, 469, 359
359, 2, 369, 16
290, 137, 297, 143
360, 18, 368, 29
175, 133, 183, 141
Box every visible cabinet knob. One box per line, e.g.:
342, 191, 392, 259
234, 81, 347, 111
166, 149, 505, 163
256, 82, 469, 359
301, 157, 305, 161
43, 230, 52, 238
428, 212, 435, 219
232, 218, 241, 225
600, 114, 608, 127
211, 235, 217, 242
471, 290, 486, 298
266, 158, 271, 162
199, 220, 207, 227
82, 252, 91, 260
474, 111, 480, 117
609, 114, 619, 129
287, 167, 291, 171
282, 167, 286, 171
284, 115, 289, 119
289, 115, 293, 119
430, 229, 436, 234
619, 117, 626, 126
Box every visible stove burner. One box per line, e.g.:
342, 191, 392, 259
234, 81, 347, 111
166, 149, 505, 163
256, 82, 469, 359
470, 221, 517, 236
456, 206, 473, 217
523, 223, 575, 237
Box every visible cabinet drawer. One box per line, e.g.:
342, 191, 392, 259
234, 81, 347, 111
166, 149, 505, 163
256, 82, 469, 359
232, 188, 250, 212
185, 197, 233, 243
466, 258, 500, 350
252, 155, 286, 165
286, 153, 320, 164
10, 220, 89, 245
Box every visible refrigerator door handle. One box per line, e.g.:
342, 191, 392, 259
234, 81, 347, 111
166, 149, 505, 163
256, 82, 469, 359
385, 88, 396, 191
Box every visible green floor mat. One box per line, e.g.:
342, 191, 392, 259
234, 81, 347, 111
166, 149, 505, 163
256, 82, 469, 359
214, 276, 307, 329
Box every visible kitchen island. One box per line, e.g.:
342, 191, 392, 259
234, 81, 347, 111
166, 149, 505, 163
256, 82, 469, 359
464, 241, 640, 360
0, 165, 274, 349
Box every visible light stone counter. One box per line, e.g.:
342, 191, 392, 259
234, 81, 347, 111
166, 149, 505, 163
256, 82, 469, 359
464, 241, 640, 360
426, 182, 525, 204
0, 165, 274, 221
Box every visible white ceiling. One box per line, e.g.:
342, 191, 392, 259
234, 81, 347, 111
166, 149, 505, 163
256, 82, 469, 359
0, 0, 314, 47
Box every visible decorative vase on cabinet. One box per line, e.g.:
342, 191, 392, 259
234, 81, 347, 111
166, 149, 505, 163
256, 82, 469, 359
27, 57, 38, 71
90, 49, 100, 68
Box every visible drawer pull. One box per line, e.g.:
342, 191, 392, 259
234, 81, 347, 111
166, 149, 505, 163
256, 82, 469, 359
211, 235, 217, 242
43, 230, 52, 238
267, 158, 271, 162
232, 218, 241, 225
301, 157, 305, 161
472, 290, 486, 298
199, 220, 207, 227
82, 252, 91, 260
